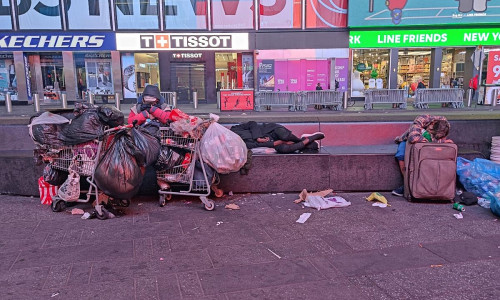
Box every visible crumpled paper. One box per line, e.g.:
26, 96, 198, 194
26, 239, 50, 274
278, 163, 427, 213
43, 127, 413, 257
225, 203, 240, 210
294, 189, 333, 204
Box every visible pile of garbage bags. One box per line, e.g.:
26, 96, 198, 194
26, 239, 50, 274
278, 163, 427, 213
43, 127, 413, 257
457, 157, 500, 216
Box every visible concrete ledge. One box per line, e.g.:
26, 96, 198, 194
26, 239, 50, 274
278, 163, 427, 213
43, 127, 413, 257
0, 150, 43, 196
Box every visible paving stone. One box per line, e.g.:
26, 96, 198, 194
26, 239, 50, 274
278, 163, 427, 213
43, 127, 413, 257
0, 234, 46, 253
346, 276, 394, 300
67, 262, 92, 286
306, 256, 343, 280
422, 238, 500, 263
135, 277, 160, 300
43, 278, 135, 299
262, 236, 337, 259
41, 229, 82, 249
331, 245, 446, 276
0, 251, 19, 272
319, 234, 354, 254
134, 237, 153, 259
0, 220, 39, 239
0, 266, 50, 293
152, 236, 171, 256
11, 240, 133, 270
225, 279, 366, 300
43, 264, 71, 289
198, 258, 323, 295
177, 271, 204, 298
207, 243, 278, 268
429, 285, 500, 300
157, 274, 181, 300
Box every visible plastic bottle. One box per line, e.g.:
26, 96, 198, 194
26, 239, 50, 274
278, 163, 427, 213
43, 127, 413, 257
478, 198, 491, 209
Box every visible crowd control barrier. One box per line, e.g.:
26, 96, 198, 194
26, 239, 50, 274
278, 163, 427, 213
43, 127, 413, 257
414, 88, 464, 109
299, 90, 343, 111
254, 91, 300, 111
364, 89, 407, 110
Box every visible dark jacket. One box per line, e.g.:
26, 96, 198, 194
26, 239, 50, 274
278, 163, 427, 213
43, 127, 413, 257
230, 121, 288, 149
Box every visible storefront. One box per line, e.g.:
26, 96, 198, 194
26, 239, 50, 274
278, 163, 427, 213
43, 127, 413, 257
349, 28, 500, 101
115, 32, 250, 104
0, 32, 116, 103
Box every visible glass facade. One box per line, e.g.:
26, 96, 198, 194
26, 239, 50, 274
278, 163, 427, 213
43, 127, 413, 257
0, 0, 12, 30
121, 53, 160, 98
0, 53, 16, 101
306, 0, 348, 28
352, 49, 389, 90
74, 53, 114, 100
26, 52, 65, 102
164, 0, 208, 29
115, 0, 160, 30
212, 0, 254, 29
18, 0, 62, 30
67, 1, 111, 29
259, 0, 302, 29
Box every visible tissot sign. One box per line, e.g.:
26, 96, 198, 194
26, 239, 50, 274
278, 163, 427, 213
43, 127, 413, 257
0, 32, 115, 51
116, 33, 249, 51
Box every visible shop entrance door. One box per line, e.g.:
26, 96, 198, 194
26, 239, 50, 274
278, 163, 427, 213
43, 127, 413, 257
170, 63, 205, 103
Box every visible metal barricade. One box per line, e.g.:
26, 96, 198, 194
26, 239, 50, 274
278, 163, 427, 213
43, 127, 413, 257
299, 90, 343, 111
137, 92, 176, 108
414, 88, 464, 109
364, 89, 407, 110
254, 91, 299, 111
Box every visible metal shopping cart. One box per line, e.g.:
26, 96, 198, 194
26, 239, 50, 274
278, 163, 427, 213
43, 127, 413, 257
44, 124, 134, 216
156, 126, 222, 210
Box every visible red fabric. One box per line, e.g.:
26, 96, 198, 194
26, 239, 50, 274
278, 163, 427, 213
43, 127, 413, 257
149, 106, 171, 124
128, 110, 148, 125
469, 75, 478, 90
169, 109, 189, 121
38, 176, 58, 205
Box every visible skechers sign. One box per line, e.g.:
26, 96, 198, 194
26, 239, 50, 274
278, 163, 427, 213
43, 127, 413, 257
116, 33, 249, 51
0, 32, 115, 51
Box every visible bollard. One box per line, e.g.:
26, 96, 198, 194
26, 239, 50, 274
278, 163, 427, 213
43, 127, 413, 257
5, 93, 12, 113
115, 93, 121, 110
193, 91, 198, 109
493, 89, 499, 107
343, 92, 348, 109
466, 88, 473, 107
61, 93, 68, 108
89, 92, 94, 105
34, 93, 40, 112
217, 91, 220, 108
172, 92, 177, 108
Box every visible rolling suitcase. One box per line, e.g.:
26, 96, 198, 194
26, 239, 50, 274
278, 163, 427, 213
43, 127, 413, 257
404, 142, 457, 201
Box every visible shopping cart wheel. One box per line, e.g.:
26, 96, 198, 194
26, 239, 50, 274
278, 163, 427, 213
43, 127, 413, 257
204, 200, 215, 211
51, 198, 66, 212
119, 199, 130, 207
159, 195, 166, 207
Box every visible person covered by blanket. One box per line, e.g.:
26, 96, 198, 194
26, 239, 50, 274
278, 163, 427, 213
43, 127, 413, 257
230, 121, 325, 154
392, 114, 453, 197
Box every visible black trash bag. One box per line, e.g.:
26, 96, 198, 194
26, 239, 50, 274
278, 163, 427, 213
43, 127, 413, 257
30, 123, 67, 146
94, 129, 146, 200
131, 126, 161, 167
61, 111, 104, 145
98, 106, 124, 127
142, 119, 161, 136
74, 102, 98, 117
43, 164, 68, 186
154, 146, 187, 171
454, 191, 478, 206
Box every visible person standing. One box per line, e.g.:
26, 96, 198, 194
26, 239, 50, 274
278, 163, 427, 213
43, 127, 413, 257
8, 62, 15, 88
316, 83, 323, 90
469, 74, 479, 103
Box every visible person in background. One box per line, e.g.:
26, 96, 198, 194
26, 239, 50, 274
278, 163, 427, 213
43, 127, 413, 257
391, 115, 453, 197
469, 74, 479, 103
452, 78, 459, 88
417, 78, 426, 89
316, 83, 323, 91
231, 121, 325, 154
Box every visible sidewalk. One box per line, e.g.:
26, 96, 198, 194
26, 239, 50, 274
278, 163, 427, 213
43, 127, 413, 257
1, 192, 499, 299
1, 101, 500, 124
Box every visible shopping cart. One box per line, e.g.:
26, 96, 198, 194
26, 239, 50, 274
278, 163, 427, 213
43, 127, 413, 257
43, 124, 134, 216
156, 126, 222, 210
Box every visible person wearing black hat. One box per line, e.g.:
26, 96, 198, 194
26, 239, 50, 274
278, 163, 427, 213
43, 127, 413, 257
128, 85, 172, 126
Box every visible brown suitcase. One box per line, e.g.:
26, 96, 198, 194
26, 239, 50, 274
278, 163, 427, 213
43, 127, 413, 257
404, 142, 457, 201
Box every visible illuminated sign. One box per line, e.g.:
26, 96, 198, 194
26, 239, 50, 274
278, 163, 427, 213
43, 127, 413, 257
171, 53, 203, 59
116, 33, 248, 51
350, 28, 500, 48
0, 32, 115, 51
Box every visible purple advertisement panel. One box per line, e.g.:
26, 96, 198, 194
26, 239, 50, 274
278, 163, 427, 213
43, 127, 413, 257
305, 60, 317, 90
316, 60, 329, 90
274, 60, 287, 92
300, 59, 307, 91
258, 59, 275, 91
335, 58, 349, 92
287, 60, 301, 92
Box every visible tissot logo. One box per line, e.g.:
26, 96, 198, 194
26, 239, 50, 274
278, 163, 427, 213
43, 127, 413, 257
139, 34, 232, 49
172, 53, 203, 59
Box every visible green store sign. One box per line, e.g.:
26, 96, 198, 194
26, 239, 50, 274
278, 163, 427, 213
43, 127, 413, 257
350, 28, 500, 48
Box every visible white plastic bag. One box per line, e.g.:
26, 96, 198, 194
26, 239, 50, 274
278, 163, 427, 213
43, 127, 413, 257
57, 170, 80, 202
200, 122, 247, 174
303, 195, 351, 210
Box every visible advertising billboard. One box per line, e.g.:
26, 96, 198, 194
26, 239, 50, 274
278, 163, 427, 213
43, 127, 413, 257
349, 0, 500, 27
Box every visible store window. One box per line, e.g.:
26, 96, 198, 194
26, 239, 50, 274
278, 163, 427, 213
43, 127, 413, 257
74, 53, 114, 100
26, 53, 65, 102
212, 0, 254, 29
17, 0, 62, 29
165, 0, 207, 29
441, 48, 466, 88
68, 0, 111, 29
305, 0, 347, 28
121, 53, 160, 98
0, 0, 13, 30
115, 0, 160, 30
259, 0, 301, 29
398, 49, 431, 94
0, 53, 17, 101
352, 49, 390, 89
216, 53, 254, 90
256, 49, 349, 92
